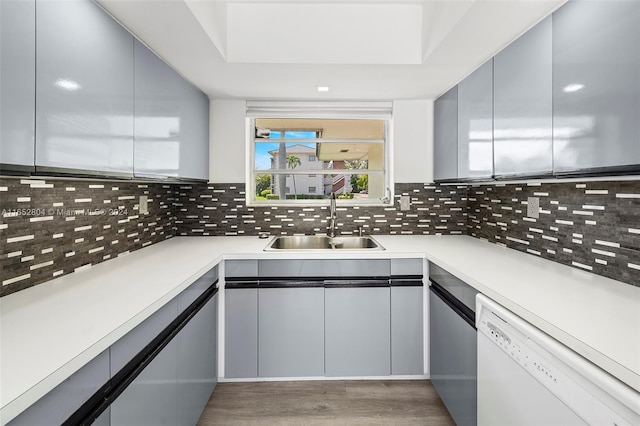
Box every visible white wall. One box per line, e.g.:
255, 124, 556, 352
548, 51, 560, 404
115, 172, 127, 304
209, 99, 246, 182
392, 100, 434, 183
208, 98, 434, 184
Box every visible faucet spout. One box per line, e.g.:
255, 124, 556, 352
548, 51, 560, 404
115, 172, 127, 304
328, 192, 337, 238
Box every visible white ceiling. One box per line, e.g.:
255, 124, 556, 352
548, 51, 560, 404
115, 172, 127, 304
97, 0, 567, 101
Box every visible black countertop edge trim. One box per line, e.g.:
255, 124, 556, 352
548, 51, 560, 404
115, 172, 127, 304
226, 281, 259, 289
63, 282, 219, 426
259, 281, 325, 288
0, 163, 35, 175
258, 275, 390, 282
390, 279, 424, 287
429, 280, 475, 329
390, 275, 423, 280
324, 279, 390, 288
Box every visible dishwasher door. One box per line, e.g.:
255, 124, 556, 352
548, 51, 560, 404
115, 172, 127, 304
429, 283, 477, 426
477, 294, 640, 426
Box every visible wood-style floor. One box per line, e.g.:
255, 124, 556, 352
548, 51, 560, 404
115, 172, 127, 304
197, 380, 455, 425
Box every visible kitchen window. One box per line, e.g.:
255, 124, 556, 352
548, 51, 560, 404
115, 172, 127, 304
247, 101, 392, 205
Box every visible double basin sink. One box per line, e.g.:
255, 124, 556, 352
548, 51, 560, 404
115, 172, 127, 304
265, 235, 384, 251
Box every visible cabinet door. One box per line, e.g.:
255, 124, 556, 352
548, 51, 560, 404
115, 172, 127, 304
111, 339, 178, 426
178, 80, 209, 181
434, 86, 458, 181
258, 287, 324, 377
177, 292, 218, 425
133, 39, 183, 178
429, 291, 477, 426
225, 288, 258, 378
457, 60, 494, 179
258, 259, 390, 278
494, 16, 553, 177
35, 0, 134, 176
391, 286, 423, 375
325, 287, 391, 377
0, 0, 35, 172
110, 299, 178, 375
7, 350, 109, 426
553, 0, 640, 173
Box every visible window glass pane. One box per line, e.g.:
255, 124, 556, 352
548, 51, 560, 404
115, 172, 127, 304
253, 173, 382, 201
255, 142, 383, 171
252, 117, 388, 203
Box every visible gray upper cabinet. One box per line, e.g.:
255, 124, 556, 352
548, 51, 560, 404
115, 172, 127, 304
434, 86, 458, 181
134, 39, 183, 179
177, 79, 209, 181
0, 0, 35, 172
35, 0, 134, 176
457, 59, 494, 180
494, 16, 553, 177
134, 40, 209, 180
553, 0, 640, 173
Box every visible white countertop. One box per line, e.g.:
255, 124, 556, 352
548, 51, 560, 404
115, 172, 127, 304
1, 235, 639, 423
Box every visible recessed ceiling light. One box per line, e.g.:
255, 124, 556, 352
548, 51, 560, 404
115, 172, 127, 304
317, 86, 330, 92
563, 83, 585, 93
55, 79, 81, 91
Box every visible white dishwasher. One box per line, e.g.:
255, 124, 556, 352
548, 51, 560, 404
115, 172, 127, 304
476, 294, 640, 426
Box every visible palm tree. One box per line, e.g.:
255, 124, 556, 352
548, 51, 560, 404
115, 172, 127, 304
286, 155, 301, 199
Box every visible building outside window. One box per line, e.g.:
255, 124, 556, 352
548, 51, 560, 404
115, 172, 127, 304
248, 102, 392, 205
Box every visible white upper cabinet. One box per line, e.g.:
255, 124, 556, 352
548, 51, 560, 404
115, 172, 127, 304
553, 0, 640, 174
494, 16, 553, 178
457, 59, 494, 180
0, 0, 36, 172
35, 0, 134, 176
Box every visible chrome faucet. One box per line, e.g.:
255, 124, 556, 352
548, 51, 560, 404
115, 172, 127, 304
328, 192, 337, 238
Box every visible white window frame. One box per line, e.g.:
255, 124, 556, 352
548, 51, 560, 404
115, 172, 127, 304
246, 103, 394, 207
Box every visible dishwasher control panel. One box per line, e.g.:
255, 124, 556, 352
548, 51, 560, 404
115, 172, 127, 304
477, 297, 638, 426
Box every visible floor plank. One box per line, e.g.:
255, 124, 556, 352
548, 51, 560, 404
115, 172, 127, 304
197, 380, 455, 425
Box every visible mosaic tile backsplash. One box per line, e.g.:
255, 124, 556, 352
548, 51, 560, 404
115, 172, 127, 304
0, 177, 175, 296
1, 177, 638, 296
467, 181, 640, 286
173, 183, 468, 237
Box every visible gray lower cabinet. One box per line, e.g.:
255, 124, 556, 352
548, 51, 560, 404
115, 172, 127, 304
457, 59, 494, 180
325, 286, 391, 377
225, 287, 258, 378
493, 16, 553, 177
430, 289, 477, 426
553, 0, 640, 173
434, 86, 459, 181
0, 0, 35, 172
7, 350, 110, 426
111, 339, 178, 426
177, 292, 218, 425
391, 285, 423, 375
258, 286, 324, 377
35, 0, 134, 176
94, 406, 110, 426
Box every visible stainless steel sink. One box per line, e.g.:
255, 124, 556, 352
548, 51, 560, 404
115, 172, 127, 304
264, 235, 384, 251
